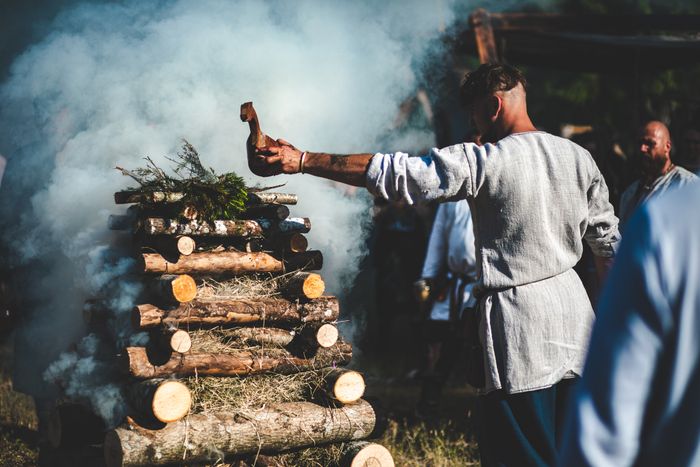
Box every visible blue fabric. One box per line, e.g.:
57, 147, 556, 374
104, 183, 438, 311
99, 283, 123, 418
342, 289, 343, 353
559, 181, 700, 466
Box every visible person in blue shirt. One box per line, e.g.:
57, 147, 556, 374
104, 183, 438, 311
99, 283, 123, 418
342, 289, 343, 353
560, 180, 700, 466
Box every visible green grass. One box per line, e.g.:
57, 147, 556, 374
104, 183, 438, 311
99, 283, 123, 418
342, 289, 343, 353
380, 418, 479, 466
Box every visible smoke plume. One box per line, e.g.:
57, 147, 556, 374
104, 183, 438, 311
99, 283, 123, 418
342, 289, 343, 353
0, 0, 452, 424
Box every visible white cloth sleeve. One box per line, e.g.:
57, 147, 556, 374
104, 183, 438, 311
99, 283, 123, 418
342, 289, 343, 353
584, 174, 621, 258
365, 143, 478, 204
421, 203, 449, 279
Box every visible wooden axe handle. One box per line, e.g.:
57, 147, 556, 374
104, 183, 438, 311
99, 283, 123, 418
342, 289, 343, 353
240, 102, 266, 148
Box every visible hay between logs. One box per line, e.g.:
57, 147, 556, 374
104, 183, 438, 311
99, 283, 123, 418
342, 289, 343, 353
197, 272, 304, 300
187, 371, 325, 414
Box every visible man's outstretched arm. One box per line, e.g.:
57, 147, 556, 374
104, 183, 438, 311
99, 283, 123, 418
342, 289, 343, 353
249, 137, 372, 187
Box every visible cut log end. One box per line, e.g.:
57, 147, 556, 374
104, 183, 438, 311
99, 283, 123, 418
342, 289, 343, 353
152, 381, 192, 423
316, 323, 339, 348
169, 329, 192, 353
333, 371, 366, 404
176, 236, 195, 256
344, 442, 395, 467
288, 233, 309, 253
302, 273, 325, 299
170, 274, 197, 303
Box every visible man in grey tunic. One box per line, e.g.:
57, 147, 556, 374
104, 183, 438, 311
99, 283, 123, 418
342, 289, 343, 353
618, 120, 697, 225
246, 64, 620, 466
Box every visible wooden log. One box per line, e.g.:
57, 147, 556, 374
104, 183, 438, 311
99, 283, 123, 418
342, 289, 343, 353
284, 250, 323, 272
104, 398, 377, 467
256, 217, 311, 234
322, 369, 366, 404
125, 379, 191, 424
122, 341, 352, 378
142, 218, 264, 238
140, 251, 283, 274
148, 274, 197, 303
297, 323, 339, 349
114, 190, 185, 204
246, 191, 298, 205
265, 232, 308, 254
154, 328, 192, 354
229, 327, 295, 347
239, 204, 290, 221
48, 403, 106, 448
132, 296, 340, 330
281, 272, 325, 300
142, 235, 196, 257
341, 441, 394, 467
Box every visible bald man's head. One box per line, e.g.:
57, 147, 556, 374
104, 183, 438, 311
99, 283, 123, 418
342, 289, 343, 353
638, 120, 672, 176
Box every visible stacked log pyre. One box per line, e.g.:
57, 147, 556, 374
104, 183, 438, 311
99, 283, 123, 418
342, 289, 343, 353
47, 186, 394, 466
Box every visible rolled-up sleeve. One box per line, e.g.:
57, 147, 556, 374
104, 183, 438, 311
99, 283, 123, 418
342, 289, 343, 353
366, 144, 477, 204
584, 174, 621, 257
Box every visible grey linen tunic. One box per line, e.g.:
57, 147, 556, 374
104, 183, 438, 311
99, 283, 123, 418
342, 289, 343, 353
618, 165, 697, 225
366, 131, 621, 394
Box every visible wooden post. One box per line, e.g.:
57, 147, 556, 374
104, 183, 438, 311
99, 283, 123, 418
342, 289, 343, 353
469, 9, 499, 64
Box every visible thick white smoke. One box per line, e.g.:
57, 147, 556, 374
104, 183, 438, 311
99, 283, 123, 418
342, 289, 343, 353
0, 0, 453, 423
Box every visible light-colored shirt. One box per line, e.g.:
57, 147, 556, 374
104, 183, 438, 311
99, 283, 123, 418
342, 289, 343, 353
366, 131, 621, 394
560, 181, 700, 467
618, 164, 697, 225
421, 200, 476, 321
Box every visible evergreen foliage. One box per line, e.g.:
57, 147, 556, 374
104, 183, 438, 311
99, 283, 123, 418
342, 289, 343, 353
117, 140, 249, 221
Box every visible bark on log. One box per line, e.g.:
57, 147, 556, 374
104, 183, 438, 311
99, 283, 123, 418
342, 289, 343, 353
48, 403, 106, 448
281, 272, 325, 300
114, 190, 185, 204
115, 189, 297, 206
122, 341, 352, 378
132, 296, 340, 330
256, 217, 311, 234
142, 218, 264, 237
148, 274, 197, 303
239, 204, 290, 221
341, 441, 394, 467
229, 327, 295, 347
284, 251, 323, 272
321, 369, 366, 404
246, 191, 298, 205
104, 398, 377, 467
140, 251, 283, 274
125, 379, 191, 424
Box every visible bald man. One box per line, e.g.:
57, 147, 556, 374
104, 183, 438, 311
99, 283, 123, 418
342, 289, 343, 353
246, 64, 620, 466
619, 121, 697, 225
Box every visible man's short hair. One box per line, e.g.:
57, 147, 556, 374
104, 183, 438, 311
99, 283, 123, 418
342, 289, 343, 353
460, 64, 527, 108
